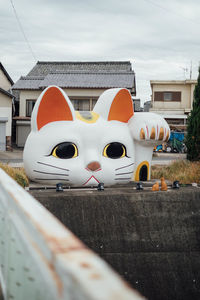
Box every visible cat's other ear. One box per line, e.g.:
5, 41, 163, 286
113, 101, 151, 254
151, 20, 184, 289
31, 86, 75, 131
93, 88, 134, 123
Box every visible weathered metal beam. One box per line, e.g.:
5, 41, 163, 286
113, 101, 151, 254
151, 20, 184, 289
0, 169, 144, 300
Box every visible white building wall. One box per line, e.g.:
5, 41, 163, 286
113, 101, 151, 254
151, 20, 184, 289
19, 90, 41, 117
152, 83, 192, 110
0, 93, 12, 136
190, 84, 196, 108
150, 80, 197, 118
0, 69, 11, 91
19, 88, 106, 116
0, 107, 12, 136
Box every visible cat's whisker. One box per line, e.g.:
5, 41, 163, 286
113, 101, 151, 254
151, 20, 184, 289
115, 171, 133, 181
37, 161, 70, 171
115, 162, 134, 171
34, 178, 69, 181
115, 171, 133, 176
114, 178, 132, 181
33, 170, 69, 176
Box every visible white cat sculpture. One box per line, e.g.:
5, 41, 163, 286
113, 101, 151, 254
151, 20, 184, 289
23, 86, 170, 187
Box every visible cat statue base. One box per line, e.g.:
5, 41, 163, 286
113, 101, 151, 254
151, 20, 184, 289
23, 86, 170, 187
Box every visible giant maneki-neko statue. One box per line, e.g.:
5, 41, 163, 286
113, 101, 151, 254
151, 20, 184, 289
23, 86, 170, 187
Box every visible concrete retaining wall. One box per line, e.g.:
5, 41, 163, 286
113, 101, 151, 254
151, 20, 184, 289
31, 186, 200, 300
0, 169, 141, 300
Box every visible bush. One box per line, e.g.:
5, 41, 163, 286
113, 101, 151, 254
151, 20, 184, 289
0, 163, 29, 188
151, 160, 200, 184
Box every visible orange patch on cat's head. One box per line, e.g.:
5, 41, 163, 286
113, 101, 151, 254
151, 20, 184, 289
37, 86, 73, 130
108, 89, 134, 123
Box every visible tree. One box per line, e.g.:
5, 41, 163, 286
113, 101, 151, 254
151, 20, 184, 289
185, 67, 200, 160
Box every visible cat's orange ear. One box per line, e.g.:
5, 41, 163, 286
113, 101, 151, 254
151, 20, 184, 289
93, 88, 134, 123
31, 86, 75, 131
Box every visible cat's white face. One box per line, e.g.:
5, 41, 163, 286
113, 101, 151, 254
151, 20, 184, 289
23, 86, 135, 187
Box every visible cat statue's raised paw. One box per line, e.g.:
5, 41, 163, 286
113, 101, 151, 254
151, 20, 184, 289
23, 86, 170, 187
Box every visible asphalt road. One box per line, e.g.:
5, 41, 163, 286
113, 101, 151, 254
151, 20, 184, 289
0, 149, 187, 167
152, 152, 187, 165
0, 149, 23, 167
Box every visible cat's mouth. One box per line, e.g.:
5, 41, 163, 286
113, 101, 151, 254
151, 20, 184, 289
83, 175, 100, 186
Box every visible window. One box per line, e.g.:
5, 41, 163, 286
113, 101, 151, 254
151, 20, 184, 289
164, 92, 172, 101
26, 100, 36, 117
91, 99, 97, 110
154, 92, 181, 102
71, 99, 90, 111
70, 98, 98, 111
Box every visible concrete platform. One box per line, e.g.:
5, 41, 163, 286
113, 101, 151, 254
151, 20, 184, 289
30, 185, 200, 300
27, 179, 173, 190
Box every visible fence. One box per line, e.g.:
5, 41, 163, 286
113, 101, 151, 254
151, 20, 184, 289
0, 169, 143, 300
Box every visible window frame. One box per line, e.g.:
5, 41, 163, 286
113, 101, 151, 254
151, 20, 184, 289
26, 99, 36, 117
154, 91, 181, 102
70, 97, 98, 111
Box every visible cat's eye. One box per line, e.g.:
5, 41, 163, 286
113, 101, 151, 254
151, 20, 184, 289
51, 142, 78, 159
103, 142, 127, 159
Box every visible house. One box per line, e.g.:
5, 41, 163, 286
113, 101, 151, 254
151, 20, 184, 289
0, 62, 14, 150
12, 61, 136, 146
132, 98, 142, 112
150, 80, 196, 131
143, 101, 151, 112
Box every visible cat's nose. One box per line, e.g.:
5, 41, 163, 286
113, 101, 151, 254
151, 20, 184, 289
86, 161, 101, 172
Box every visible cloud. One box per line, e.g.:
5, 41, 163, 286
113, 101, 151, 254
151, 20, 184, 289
1, 0, 200, 104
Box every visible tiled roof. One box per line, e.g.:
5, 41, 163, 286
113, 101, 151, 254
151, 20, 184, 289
39, 71, 135, 89
12, 76, 45, 90
12, 61, 136, 93
27, 61, 132, 76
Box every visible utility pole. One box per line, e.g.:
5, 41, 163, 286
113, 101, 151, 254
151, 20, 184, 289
180, 67, 188, 79
190, 61, 192, 80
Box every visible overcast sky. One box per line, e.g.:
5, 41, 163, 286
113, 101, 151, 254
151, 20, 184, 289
1, 0, 200, 105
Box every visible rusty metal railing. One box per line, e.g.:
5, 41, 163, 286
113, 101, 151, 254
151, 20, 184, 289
0, 169, 144, 300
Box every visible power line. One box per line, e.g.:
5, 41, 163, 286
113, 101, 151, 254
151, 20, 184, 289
9, 0, 37, 62
142, 0, 200, 26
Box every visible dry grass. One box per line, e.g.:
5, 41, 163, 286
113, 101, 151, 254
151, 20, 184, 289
151, 160, 200, 184
0, 163, 29, 188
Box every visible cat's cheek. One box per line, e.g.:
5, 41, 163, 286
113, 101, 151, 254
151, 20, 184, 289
101, 157, 135, 186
